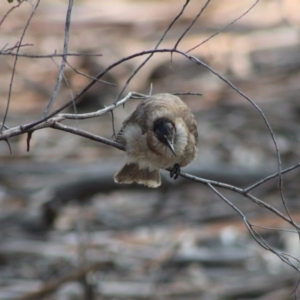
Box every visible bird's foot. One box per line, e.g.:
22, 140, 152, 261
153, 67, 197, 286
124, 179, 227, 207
170, 164, 181, 180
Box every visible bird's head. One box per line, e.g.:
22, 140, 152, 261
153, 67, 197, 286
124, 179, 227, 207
153, 118, 176, 156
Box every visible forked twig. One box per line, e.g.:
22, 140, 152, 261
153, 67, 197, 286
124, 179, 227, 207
114, 0, 192, 103
187, 0, 260, 53
43, 0, 73, 116
173, 0, 210, 51
1, 0, 41, 133
207, 183, 300, 272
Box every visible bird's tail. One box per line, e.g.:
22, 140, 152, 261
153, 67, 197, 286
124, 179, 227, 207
114, 163, 161, 188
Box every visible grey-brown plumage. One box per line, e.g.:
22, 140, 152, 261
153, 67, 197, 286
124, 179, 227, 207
114, 93, 198, 188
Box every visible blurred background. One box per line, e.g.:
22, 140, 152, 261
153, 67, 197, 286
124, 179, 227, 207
1, 0, 300, 299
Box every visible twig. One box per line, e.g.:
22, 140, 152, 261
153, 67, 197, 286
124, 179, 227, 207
51, 122, 124, 150
245, 163, 300, 192
0, 92, 146, 140
2, 43, 33, 52
207, 183, 300, 272
0, 0, 24, 27
114, 0, 191, 103
173, 92, 202, 96
0, 52, 103, 58
65, 60, 116, 86
50, 55, 76, 118
173, 0, 210, 51
54, 91, 145, 120
43, 0, 73, 116
187, 0, 260, 53
3, 139, 12, 154
0, 0, 41, 133
26, 131, 33, 152
178, 170, 300, 230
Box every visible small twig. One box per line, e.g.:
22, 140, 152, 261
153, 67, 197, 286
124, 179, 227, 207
291, 277, 300, 299
2, 43, 33, 53
173, 0, 210, 51
187, 0, 260, 53
50, 56, 77, 118
1, 0, 41, 133
173, 92, 202, 96
4, 139, 12, 154
179, 170, 300, 230
43, 0, 73, 116
0, 92, 147, 141
0, 123, 9, 130
26, 131, 33, 152
54, 91, 144, 120
0, 52, 103, 58
245, 163, 300, 192
207, 183, 300, 272
251, 224, 299, 234
65, 60, 116, 86
51, 122, 125, 151
110, 110, 116, 138
114, 0, 191, 103
0, 0, 24, 27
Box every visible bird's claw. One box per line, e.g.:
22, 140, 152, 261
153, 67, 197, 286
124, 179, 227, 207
170, 164, 181, 180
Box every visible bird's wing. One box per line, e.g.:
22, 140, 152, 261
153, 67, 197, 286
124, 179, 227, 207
116, 101, 147, 145
182, 110, 198, 144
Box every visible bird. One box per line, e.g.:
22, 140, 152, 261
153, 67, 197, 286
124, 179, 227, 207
114, 93, 198, 188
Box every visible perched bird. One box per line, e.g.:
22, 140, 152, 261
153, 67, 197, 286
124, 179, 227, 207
114, 93, 198, 188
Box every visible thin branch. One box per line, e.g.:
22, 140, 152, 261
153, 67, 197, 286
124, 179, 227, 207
43, 0, 73, 117
187, 0, 260, 53
173, 0, 210, 51
179, 170, 300, 230
251, 224, 299, 234
26, 131, 33, 152
50, 55, 77, 120
0, 123, 9, 130
245, 163, 300, 192
173, 92, 202, 96
4, 139, 12, 155
0, 92, 146, 140
0, 0, 41, 133
291, 277, 300, 299
207, 183, 300, 272
65, 59, 116, 86
0, 0, 24, 27
109, 110, 116, 138
114, 0, 191, 103
54, 91, 146, 120
51, 122, 124, 151
0, 52, 103, 58
2, 42, 33, 53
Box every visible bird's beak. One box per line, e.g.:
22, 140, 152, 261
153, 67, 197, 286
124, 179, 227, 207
164, 136, 176, 156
